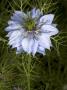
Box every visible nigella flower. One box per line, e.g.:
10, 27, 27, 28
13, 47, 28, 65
5, 8, 59, 56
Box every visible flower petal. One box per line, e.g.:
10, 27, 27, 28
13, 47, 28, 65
8, 20, 19, 25
31, 8, 42, 19
9, 30, 23, 40
6, 32, 13, 37
40, 25, 59, 36
37, 49, 45, 55
38, 46, 45, 51
5, 24, 22, 31
39, 14, 54, 25
37, 46, 45, 55
22, 38, 29, 52
32, 39, 39, 56
22, 38, 34, 54
11, 11, 27, 23
28, 39, 34, 53
38, 33, 52, 50
9, 36, 22, 46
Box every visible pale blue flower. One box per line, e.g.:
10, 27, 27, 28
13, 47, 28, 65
5, 8, 59, 56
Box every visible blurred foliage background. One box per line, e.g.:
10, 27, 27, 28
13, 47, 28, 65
0, 0, 67, 90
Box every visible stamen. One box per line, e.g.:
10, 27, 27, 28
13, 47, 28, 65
24, 18, 36, 31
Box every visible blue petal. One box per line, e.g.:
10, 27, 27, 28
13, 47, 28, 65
11, 11, 27, 23
13, 36, 22, 46
5, 24, 22, 31
6, 32, 13, 37
8, 20, 19, 25
22, 38, 35, 54
32, 39, 39, 56
28, 39, 34, 53
9, 36, 22, 46
21, 38, 29, 52
38, 14, 54, 25
38, 46, 45, 51
38, 33, 52, 50
37, 45, 45, 54
9, 30, 23, 40
40, 25, 59, 36
37, 49, 45, 55
31, 8, 42, 19
37, 45, 45, 55
8, 30, 24, 47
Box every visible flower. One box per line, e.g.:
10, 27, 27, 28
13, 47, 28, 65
5, 8, 59, 56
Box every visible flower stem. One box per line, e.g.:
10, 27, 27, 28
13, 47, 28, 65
27, 54, 31, 90
22, 54, 31, 90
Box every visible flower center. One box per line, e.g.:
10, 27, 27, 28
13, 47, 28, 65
24, 18, 36, 31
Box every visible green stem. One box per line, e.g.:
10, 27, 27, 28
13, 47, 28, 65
22, 54, 31, 90
27, 54, 31, 90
